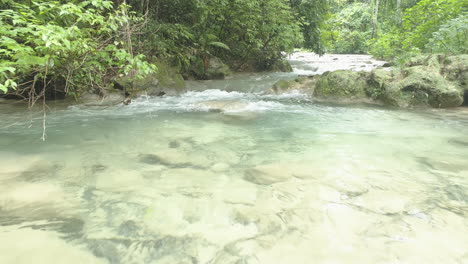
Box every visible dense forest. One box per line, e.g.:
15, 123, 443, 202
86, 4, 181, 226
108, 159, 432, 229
0, 0, 467, 103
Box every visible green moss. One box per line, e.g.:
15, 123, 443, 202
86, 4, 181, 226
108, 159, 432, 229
154, 61, 185, 90
386, 66, 463, 108
314, 70, 367, 98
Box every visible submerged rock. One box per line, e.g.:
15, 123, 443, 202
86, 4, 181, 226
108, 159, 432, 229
245, 164, 293, 185
244, 162, 316, 185
139, 149, 213, 169
271, 77, 315, 94
80, 92, 125, 106
194, 100, 251, 113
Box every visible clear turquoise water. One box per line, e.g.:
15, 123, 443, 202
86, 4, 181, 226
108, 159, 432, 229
0, 54, 467, 264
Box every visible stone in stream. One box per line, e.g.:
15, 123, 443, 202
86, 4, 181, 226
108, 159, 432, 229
448, 139, 468, 147
350, 190, 411, 215
0, 228, 108, 264
0, 181, 78, 221
244, 162, 317, 185
194, 100, 250, 113
139, 149, 213, 169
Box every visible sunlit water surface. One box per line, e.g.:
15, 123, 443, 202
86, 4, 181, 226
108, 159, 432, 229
0, 54, 467, 264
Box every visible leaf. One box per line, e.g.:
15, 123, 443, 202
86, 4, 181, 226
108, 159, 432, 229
209, 41, 230, 50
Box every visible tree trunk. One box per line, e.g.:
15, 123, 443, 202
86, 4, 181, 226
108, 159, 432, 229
396, 0, 402, 26
372, 0, 380, 38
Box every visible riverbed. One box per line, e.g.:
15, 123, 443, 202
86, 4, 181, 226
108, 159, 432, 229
0, 54, 467, 264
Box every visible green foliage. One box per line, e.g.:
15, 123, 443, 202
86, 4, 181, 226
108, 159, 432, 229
133, 0, 307, 73
370, 0, 467, 59
0, 0, 155, 96
401, 0, 466, 51
322, 3, 373, 54
290, 0, 329, 54
426, 13, 468, 54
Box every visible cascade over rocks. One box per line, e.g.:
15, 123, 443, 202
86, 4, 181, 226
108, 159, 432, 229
272, 55, 468, 108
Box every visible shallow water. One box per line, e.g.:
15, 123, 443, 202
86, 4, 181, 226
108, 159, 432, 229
0, 54, 467, 264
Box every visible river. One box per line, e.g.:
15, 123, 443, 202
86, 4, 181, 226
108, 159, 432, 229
0, 53, 467, 264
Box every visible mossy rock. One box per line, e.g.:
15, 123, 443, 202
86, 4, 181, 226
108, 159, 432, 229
189, 56, 231, 80
117, 61, 185, 96
386, 66, 463, 108
314, 70, 368, 99
403, 54, 444, 69
154, 61, 185, 91
366, 68, 394, 101
441, 55, 468, 91
271, 77, 313, 94
270, 59, 293, 72
205, 57, 231, 80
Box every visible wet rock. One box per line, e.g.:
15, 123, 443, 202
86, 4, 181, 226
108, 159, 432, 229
0, 182, 77, 220
0, 153, 42, 180
117, 61, 186, 97
351, 190, 411, 215
169, 140, 180, 148
441, 55, 468, 91
272, 54, 468, 108
270, 59, 293, 72
139, 153, 166, 165
445, 184, 468, 203
189, 56, 231, 80
381, 62, 393, 67
314, 70, 369, 102
205, 57, 232, 80
0, 228, 108, 264
244, 164, 293, 185
195, 100, 250, 113
271, 77, 314, 94
301, 65, 319, 72
87, 239, 121, 264
448, 139, 468, 147
394, 66, 463, 108
211, 162, 230, 172
139, 149, 213, 169
118, 220, 143, 237
95, 169, 145, 190
81, 92, 125, 106
90, 164, 107, 174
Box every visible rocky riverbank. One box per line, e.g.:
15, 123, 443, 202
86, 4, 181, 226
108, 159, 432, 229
273, 54, 468, 108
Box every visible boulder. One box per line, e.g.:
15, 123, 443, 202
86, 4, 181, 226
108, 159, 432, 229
313, 70, 369, 103
80, 91, 125, 106
382, 66, 463, 108
269, 59, 293, 72
117, 61, 186, 97
189, 56, 231, 80
205, 57, 231, 80
271, 77, 315, 94
441, 55, 468, 91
